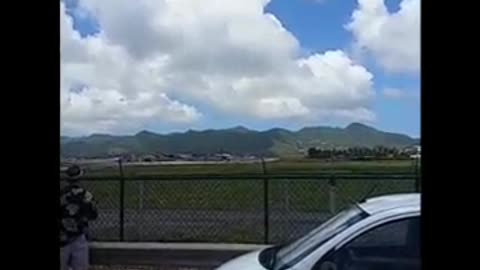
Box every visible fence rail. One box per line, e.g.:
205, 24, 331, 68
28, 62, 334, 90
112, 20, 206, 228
61, 169, 419, 244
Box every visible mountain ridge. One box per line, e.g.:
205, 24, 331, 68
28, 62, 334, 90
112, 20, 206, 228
61, 123, 420, 158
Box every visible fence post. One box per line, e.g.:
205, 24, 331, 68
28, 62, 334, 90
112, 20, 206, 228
138, 178, 145, 240
328, 174, 337, 215
118, 158, 125, 241
261, 158, 269, 244
284, 179, 290, 212
414, 157, 420, 192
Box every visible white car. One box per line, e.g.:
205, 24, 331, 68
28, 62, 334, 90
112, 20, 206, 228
216, 193, 420, 270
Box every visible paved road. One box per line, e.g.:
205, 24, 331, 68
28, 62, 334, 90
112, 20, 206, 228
90, 208, 331, 243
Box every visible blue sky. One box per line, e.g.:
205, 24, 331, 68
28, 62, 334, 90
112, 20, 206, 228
61, 0, 420, 137
264, 0, 419, 136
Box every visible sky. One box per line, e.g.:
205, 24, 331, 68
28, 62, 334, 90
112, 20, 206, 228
61, 0, 420, 137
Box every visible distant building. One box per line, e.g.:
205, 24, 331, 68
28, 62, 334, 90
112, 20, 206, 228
156, 153, 176, 161
177, 153, 194, 161
410, 154, 421, 159
403, 144, 421, 159
402, 145, 421, 154
216, 153, 233, 161
141, 154, 157, 162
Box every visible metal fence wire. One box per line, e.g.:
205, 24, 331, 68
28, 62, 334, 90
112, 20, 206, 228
61, 173, 417, 245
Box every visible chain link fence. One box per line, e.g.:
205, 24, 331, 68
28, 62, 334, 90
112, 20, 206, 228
61, 173, 418, 245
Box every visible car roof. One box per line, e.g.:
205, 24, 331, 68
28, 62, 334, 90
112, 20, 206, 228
358, 193, 420, 215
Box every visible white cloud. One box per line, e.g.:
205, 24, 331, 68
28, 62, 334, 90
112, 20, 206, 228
61, 0, 376, 135
383, 87, 419, 100
61, 2, 201, 135
346, 0, 420, 73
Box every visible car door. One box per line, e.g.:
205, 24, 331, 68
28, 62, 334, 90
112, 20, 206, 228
311, 216, 420, 270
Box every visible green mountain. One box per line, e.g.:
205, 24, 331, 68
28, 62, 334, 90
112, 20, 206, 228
61, 123, 419, 158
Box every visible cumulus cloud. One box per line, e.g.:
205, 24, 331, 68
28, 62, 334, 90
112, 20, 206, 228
61, 0, 376, 135
61, 2, 201, 135
346, 0, 420, 73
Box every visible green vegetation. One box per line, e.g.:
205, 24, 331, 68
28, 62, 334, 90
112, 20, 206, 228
307, 145, 416, 160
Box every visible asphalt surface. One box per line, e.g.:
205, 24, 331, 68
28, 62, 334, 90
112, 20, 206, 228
124, 158, 279, 166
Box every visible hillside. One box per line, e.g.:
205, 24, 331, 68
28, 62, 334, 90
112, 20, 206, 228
61, 123, 419, 158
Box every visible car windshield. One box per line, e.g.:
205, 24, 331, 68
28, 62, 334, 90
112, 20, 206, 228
273, 205, 368, 270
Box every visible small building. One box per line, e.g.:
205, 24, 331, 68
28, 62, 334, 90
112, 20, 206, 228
141, 154, 157, 162
402, 145, 421, 155
177, 153, 194, 161
216, 153, 233, 161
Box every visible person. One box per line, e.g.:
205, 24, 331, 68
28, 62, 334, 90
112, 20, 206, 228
60, 165, 98, 270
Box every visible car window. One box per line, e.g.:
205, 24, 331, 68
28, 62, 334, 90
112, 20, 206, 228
313, 217, 420, 270
348, 218, 409, 247
273, 205, 368, 270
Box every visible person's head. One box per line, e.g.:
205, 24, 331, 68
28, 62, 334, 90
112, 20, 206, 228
65, 165, 84, 183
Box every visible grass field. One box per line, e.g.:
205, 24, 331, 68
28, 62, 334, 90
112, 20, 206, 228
65, 159, 419, 243
75, 177, 417, 212
80, 159, 418, 177
62, 159, 419, 212
81, 176, 417, 242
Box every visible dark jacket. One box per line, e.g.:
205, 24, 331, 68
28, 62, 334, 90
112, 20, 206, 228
60, 183, 98, 247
